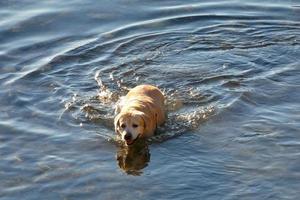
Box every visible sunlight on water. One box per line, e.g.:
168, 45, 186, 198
67, 70, 218, 145
1, 0, 300, 199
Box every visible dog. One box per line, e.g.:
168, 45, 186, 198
114, 85, 165, 146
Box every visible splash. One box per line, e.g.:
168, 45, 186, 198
64, 71, 216, 144
148, 105, 215, 143
94, 70, 120, 104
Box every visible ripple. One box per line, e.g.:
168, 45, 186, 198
1, 1, 300, 199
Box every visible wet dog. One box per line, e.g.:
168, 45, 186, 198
114, 85, 165, 146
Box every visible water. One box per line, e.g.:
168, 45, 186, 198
1, 0, 300, 199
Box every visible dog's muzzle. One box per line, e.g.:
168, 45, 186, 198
124, 133, 141, 146
124, 132, 132, 141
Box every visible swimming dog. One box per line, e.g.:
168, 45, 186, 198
114, 85, 165, 146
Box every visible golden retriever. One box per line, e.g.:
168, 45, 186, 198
114, 85, 165, 146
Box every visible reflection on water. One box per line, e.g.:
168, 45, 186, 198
116, 140, 150, 176
1, 0, 300, 199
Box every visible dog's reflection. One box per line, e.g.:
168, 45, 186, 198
116, 139, 150, 176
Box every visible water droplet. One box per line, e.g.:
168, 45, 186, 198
109, 73, 114, 81
223, 63, 228, 69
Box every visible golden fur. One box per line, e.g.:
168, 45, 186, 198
114, 85, 165, 145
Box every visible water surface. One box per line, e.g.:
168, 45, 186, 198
1, 0, 300, 199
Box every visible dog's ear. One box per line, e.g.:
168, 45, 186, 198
114, 113, 122, 133
139, 112, 156, 137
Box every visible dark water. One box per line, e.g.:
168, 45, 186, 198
1, 0, 300, 199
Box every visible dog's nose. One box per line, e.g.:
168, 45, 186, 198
124, 132, 132, 141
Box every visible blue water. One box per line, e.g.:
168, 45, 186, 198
1, 0, 300, 199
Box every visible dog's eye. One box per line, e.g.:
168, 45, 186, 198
120, 124, 126, 129
132, 124, 138, 128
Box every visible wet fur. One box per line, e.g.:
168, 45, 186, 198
114, 85, 165, 145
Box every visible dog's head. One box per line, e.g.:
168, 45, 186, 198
114, 110, 154, 146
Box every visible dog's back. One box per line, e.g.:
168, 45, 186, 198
126, 85, 164, 104
125, 85, 165, 126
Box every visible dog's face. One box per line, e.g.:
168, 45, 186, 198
115, 111, 146, 146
